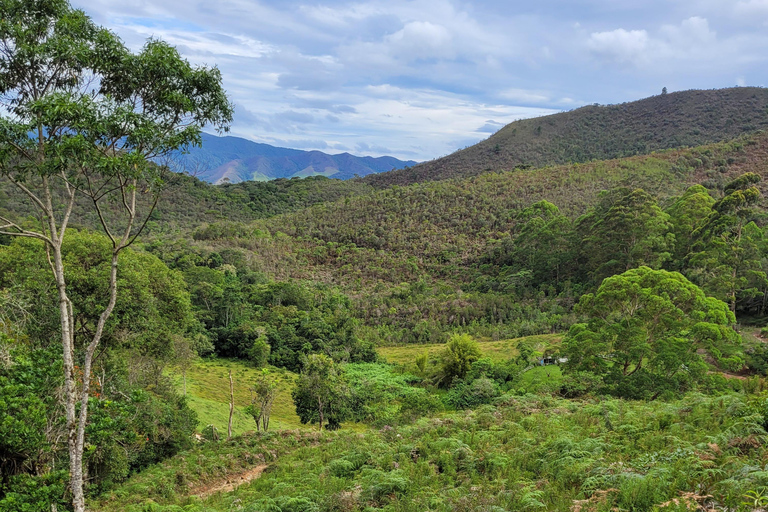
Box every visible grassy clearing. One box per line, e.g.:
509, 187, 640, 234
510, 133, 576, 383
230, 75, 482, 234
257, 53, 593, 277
171, 358, 373, 435
377, 333, 562, 366
169, 359, 302, 434
169, 335, 563, 435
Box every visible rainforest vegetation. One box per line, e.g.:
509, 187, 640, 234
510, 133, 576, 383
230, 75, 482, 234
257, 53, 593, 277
5, 2, 768, 511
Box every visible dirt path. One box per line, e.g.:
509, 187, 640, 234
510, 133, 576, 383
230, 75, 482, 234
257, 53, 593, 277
192, 464, 268, 499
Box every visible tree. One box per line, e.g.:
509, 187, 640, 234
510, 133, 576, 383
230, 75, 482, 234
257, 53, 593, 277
665, 184, 716, 269
562, 267, 742, 399
436, 333, 482, 387
577, 188, 674, 284
0, 2, 232, 510
292, 354, 349, 431
171, 335, 197, 396
689, 173, 767, 313
506, 200, 575, 288
244, 369, 277, 432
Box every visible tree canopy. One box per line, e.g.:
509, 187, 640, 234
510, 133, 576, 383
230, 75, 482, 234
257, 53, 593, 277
563, 267, 742, 399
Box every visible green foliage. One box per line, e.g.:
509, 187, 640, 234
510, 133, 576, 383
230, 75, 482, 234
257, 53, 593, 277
436, 333, 482, 387
96, 393, 768, 512
689, 174, 768, 312
344, 363, 441, 426
445, 376, 501, 409
292, 354, 349, 430
577, 188, 674, 284
243, 369, 278, 432
0, 232, 195, 357
563, 267, 742, 399
162, 251, 376, 371
665, 184, 717, 268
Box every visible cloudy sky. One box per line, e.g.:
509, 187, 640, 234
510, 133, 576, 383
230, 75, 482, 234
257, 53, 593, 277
74, 0, 768, 161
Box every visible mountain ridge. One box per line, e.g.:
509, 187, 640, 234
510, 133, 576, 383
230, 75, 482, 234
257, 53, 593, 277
364, 87, 768, 187
176, 133, 418, 184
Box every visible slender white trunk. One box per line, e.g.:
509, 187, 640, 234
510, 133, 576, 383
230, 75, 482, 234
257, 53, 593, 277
53, 244, 86, 512
228, 370, 234, 440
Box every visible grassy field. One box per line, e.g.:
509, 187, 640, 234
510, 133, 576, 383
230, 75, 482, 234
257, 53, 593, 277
171, 334, 564, 435
377, 333, 562, 366
169, 359, 302, 435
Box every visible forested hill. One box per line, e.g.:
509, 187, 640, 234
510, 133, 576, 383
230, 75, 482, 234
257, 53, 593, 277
174, 133, 418, 184
193, 131, 768, 290
364, 87, 768, 187
171, 130, 768, 345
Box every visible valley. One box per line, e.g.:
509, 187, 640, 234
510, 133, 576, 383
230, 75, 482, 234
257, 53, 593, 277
3, 2, 768, 510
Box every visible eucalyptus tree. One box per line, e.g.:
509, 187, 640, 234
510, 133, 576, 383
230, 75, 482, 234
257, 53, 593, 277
577, 188, 674, 284
563, 267, 741, 399
689, 173, 767, 313
0, 1, 232, 510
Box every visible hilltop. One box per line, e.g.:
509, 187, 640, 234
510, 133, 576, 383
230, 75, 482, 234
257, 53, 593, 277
175, 133, 418, 184
365, 87, 768, 187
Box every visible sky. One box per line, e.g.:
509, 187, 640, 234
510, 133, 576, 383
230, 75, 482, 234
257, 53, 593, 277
74, 0, 768, 162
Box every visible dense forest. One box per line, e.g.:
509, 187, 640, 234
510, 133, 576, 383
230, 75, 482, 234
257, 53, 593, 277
4, 1, 768, 511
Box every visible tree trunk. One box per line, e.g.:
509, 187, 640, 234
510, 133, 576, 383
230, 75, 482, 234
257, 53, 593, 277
53, 244, 85, 512
67, 249, 121, 512
318, 398, 324, 432
228, 370, 234, 440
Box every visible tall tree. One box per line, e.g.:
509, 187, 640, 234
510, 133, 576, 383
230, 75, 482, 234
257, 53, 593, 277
292, 354, 349, 431
689, 173, 767, 312
577, 188, 674, 284
0, 1, 232, 510
665, 184, 716, 269
508, 200, 575, 288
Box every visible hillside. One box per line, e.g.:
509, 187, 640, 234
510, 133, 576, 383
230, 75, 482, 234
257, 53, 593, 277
213, 132, 768, 288
172, 131, 768, 346
365, 87, 768, 187
0, 172, 371, 235
175, 133, 418, 184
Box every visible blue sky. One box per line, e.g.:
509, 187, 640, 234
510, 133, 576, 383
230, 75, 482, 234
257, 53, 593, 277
74, 0, 768, 161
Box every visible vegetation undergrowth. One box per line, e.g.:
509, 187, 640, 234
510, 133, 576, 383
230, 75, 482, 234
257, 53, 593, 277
97, 390, 768, 512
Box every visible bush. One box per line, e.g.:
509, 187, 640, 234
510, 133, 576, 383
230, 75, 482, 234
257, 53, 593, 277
446, 377, 500, 409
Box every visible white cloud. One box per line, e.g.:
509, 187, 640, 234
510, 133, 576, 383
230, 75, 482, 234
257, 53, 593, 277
70, 1, 768, 161
498, 88, 551, 104
587, 17, 718, 68
587, 28, 651, 65
735, 0, 768, 17
386, 21, 454, 60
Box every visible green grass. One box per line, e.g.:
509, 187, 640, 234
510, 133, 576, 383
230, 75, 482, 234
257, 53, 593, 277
96, 391, 768, 512
377, 333, 562, 366
169, 358, 302, 434
168, 334, 563, 437
170, 358, 375, 435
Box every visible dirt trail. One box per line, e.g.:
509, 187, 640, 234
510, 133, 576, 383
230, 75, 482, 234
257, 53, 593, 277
193, 464, 268, 499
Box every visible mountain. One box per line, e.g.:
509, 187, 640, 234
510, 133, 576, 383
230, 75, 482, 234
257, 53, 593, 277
194, 130, 768, 292
365, 87, 768, 187
175, 133, 418, 184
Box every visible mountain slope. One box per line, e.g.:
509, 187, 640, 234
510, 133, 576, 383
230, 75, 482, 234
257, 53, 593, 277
177, 133, 418, 184
187, 131, 768, 292
365, 87, 768, 187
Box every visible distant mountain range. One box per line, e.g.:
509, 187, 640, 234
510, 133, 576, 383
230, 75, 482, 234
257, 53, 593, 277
365, 87, 768, 187
173, 133, 418, 184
